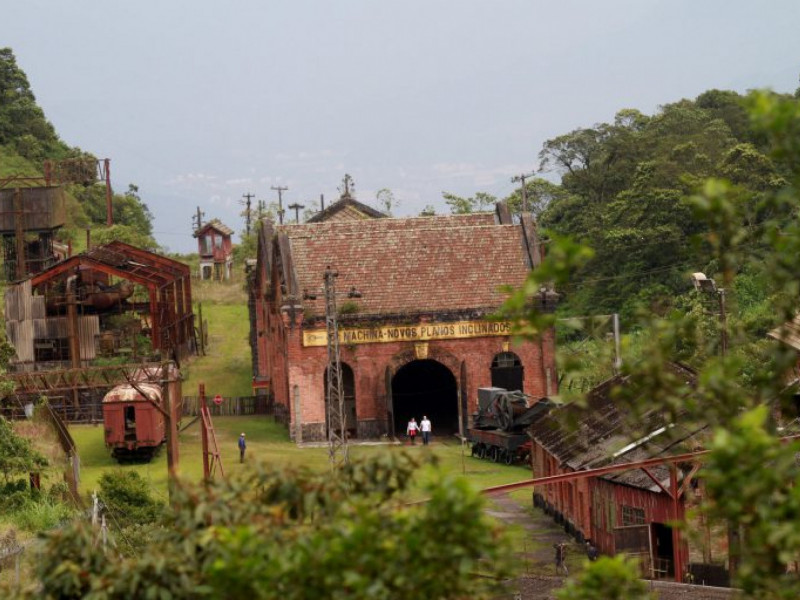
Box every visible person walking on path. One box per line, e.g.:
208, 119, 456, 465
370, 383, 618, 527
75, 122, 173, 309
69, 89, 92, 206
420, 415, 432, 445
585, 540, 598, 562
406, 418, 420, 444
554, 542, 568, 575
238, 432, 247, 463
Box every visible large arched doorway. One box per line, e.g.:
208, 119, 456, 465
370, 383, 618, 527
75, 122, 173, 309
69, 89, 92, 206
324, 363, 357, 438
391, 359, 458, 437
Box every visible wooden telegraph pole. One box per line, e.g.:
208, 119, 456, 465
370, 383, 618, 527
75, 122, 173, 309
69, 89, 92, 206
271, 185, 288, 225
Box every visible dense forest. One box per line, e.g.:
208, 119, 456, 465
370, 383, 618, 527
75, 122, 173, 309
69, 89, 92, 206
0, 47, 156, 251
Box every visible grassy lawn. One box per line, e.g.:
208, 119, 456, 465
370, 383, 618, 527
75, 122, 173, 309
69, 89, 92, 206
181, 273, 253, 398
70, 416, 534, 502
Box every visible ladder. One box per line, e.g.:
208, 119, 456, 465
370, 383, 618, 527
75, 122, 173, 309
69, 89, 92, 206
200, 402, 225, 480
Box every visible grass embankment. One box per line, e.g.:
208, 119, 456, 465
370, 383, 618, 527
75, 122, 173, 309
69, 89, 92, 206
181, 273, 253, 398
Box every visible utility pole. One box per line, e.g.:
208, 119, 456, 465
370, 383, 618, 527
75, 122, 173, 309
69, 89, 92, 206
324, 266, 348, 469
241, 193, 254, 236
288, 202, 305, 224
192, 206, 205, 232
303, 267, 362, 469
271, 185, 288, 225
692, 272, 736, 579
511, 171, 536, 213
103, 158, 112, 226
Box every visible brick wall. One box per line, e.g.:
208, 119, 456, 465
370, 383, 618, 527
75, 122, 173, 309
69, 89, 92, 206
276, 313, 556, 441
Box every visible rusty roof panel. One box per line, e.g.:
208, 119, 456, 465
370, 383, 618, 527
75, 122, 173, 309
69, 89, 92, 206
529, 364, 702, 492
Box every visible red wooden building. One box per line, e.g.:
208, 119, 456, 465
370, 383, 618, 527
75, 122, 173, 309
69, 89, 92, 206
530, 365, 703, 579
248, 198, 556, 442
194, 219, 234, 281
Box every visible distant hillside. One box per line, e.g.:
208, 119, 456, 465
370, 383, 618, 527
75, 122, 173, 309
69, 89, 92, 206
0, 47, 157, 250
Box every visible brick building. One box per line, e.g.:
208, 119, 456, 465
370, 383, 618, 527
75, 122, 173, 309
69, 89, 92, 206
194, 219, 234, 280
248, 201, 557, 442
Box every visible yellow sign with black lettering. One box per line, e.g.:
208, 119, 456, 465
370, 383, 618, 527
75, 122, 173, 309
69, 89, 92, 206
302, 320, 512, 347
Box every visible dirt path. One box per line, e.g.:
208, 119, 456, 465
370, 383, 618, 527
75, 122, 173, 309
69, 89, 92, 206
486, 492, 577, 571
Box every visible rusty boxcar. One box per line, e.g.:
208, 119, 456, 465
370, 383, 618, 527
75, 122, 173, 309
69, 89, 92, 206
102, 382, 165, 461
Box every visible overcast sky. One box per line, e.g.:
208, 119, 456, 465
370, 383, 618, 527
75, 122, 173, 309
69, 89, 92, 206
4, 0, 800, 252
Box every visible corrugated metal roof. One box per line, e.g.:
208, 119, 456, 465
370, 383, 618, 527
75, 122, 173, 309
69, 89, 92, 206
529, 363, 704, 492
768, 316, 800, 351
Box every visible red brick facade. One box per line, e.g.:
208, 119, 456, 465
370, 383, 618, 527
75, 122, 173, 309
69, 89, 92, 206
249, 204, 555, 442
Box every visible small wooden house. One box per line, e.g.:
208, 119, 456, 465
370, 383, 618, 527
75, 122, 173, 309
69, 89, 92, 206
194, 219, 234, 280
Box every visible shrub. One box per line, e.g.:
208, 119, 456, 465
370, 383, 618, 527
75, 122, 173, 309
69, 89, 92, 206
98, 471, 164, 529
11, 497, 74, 532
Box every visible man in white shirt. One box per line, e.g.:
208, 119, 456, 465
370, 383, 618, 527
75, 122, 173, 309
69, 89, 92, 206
420, 415, 432, 445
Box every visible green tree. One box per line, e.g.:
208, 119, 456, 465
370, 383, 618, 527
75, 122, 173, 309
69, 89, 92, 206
441, 191, 497, 214
375, 188, 399, 215
502, 90, 800, 598
91, 224, 158, 251
13, 453, 508, 599
556, 556, 653, 600
71, 183, 154, 234
0, 47, 69, 160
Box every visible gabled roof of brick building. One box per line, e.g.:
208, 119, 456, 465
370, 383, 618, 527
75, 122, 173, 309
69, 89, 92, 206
529, 363, 703, 492
305, 196, 388, 223
194, 218, 234, 238
280, 212, 532, 317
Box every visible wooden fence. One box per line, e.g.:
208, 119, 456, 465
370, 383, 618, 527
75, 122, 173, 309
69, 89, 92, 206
181, 395, 288, 423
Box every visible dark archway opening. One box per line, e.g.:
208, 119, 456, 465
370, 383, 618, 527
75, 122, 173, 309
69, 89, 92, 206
391, 359, 458, 437
490, 351, 524, 392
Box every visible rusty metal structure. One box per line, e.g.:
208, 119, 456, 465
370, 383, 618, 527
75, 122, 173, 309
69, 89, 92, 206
0, 157, 113, 282
0, 181, 66, 281
14, 241, 196, 365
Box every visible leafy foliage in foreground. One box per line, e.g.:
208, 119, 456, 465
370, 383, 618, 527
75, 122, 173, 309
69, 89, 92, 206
8, 453, 508, 599
503, 91, 800, 599
556, 556, 653, 600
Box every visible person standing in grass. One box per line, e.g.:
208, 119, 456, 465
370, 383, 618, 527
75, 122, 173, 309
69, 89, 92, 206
420, 415, 432, 445
238, 432, 247, 463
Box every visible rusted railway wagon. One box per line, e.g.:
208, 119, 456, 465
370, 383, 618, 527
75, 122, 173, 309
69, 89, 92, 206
102, 382, 165, 461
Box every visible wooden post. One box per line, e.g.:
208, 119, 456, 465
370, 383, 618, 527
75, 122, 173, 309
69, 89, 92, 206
670, 464, 684, 582
66, 277, 81, 413
13, 188, 25, 280
162, 362, 179, 497
200, 382, 210, 479
198, 302, 206, 356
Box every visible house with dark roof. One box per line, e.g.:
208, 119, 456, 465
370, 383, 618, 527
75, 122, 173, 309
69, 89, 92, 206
248, 203, 554, 442
529, 364, 710, 581
305, 194, 388, 223
194, 219, 234, 280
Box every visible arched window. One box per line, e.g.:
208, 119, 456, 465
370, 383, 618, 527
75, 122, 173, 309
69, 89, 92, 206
490, 352, 524, 392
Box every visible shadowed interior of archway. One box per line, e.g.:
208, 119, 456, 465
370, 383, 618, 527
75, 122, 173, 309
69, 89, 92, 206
391, 359, 458, 438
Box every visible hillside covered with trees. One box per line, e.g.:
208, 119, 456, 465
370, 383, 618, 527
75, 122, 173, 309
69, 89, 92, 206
0, 47, 156, 251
